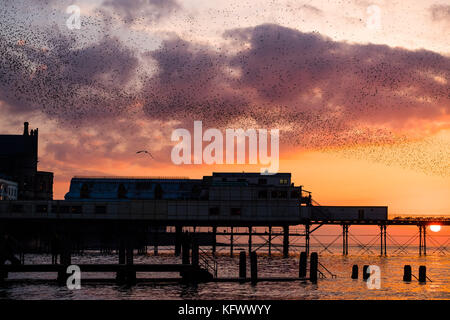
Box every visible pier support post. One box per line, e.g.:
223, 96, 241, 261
305, 224, 310, 256
419, 266, 426, 283
182, 234, 191, 265
212, 227, 217, 256
153, 230, 158, 256
192, 240, 199, 267
380, 225, 387, 256
283, 226, 289, 258
248, 227, 252, 255
230, 227, 234, 257
116, 239, 126, 284
250, 251, 257, 285
299, 251, 307, 278
57, 236, 71, 285
239, 251, 246, 282
310, 252, 318, 283
268, 226, 272, 257
342, 225, 349, 256
419, 225, 427, 256
403, 265, 412, 281
175, 226, 182, 256
126, 241, 136, 285
351, 265, 358, 279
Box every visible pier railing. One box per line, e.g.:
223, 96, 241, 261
199, 247, 218, 278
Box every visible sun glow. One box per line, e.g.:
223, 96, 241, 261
429, 225, 441, 232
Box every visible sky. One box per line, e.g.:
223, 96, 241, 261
0, 0, 449, 216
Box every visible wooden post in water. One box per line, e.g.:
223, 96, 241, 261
310, 252, 318, 283
192, 240, 199, 267
351, 265, 358, 279
363, 265, 369, 281
182, 234, 190, 265
212, 226, 217, 256
239, 251, 246, 283
248, 227, 252, 255
419, 266, 426, 283
299, 251, 307, 278
230, 227, 234, 257
268, 226, 272, 257
126, 240, 136, 285
57, 236, 71, 284
403, 265, 412, 281
250, 251, 257, 285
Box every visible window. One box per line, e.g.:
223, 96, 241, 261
258, 190, 268, 199
230, 208, 241, 216
258, 178, 267, 185
209, 207, 220, 215
36, 205, 48, 213
71, 206, 82, 214
95, 206, 107, 214
280, 179, 289, 185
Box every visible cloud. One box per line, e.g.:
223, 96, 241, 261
102, 0, 180, 23
430, 4, 450, 21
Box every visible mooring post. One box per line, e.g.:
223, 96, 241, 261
116, 239, 126, 284
351, 265, 358, 279
283, 225, 289, 258
310, 252, 318, 283
363, 265, 369, 281
57, 236, 71, 285
175, 226, 182, 256
250, 251, 257, 285
212, 226, 217, 256
419, 266, 426, 283
192, 239, 199, 267
403, 265, 412, 281
239, 251, 246, 282
299, 251, 307, 278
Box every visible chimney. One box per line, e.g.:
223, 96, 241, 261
23, 122, 29, 136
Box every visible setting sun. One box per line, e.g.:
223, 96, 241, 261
430, 225, 442, 232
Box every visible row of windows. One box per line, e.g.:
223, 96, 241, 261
258, 190, 299, 199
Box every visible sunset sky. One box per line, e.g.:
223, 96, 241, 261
0, 0, 449, 216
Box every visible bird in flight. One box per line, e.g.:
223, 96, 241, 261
136, 150, 154, 159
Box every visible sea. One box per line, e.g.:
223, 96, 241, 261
1, 247, 449, 300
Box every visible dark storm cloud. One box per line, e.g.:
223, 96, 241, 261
0, 32, 139, 124
103, 0, 180, 23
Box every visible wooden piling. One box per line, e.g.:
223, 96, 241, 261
310, 252, 318, 283
192, 240, 199, 267
126, 241, 136, 285
116, 240, 126, 284
175, 226, 182, 256
403, 265, 412, 281
239, 251, 246, 282
419, 266, 426, 283
363, 265, 369, 281
250, 251, 257, 285
299, 251, 307, 278
182, 234, 191, 265
283, 226, 289, 258
351, 265, 358, 279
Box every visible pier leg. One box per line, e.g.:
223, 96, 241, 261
250, 251, 257, 285
175, 226, 182, 256
192, 240, 199, 267
384, 225, 387, 256
310, 252, 318, 283
380, 225, 384, 256
57, 237, 71, 285
116, 240, 126, 284
342, 225, 349, 256
283, 226, 289, 258
248, 227, 252, 255
153, 230, 158, 256
126, 243, 136, 285
299, 251, 307, 278
305, 224, 310, 256
239, 251, 246, 283
419, 225, 423, 256
230, 227, 234, 257
182, 234, 191, 265
363, 265, 369, 281
212, 227, 217, 256
268, 226, 272, 257
423, 226, 427, 256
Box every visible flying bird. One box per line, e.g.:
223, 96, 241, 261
136, 150, 154, 159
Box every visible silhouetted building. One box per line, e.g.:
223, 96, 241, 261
0, 178, 18, 200
0, 122, 53, 200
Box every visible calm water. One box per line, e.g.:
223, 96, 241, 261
1, 249, 449, 300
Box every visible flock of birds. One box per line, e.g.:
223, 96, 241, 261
0, 1, 448, 177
